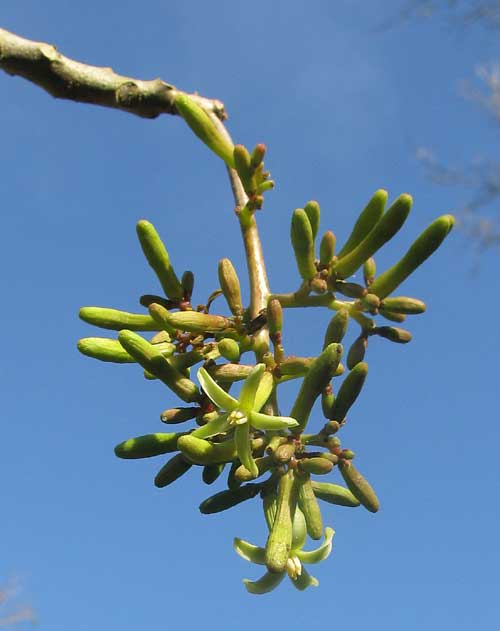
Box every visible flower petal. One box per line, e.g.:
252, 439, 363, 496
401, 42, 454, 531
197, 367, 238, 411
234, 538, 266, 565
295, 527, 335, 564
244, 571, 285, 595
289, 566, 319, 591
249, 411, 299, 431
291, 506, 307, 551
238, 363, 265, 411
191, 412, 231, 439
234, 422, 258, 478
253, 370, 274, 411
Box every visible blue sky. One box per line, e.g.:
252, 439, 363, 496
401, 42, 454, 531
1, 2, 499, 629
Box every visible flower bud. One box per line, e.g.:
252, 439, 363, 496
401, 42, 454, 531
175, 93, 235, 167
136, 220, 184, 300
218, 258, 244, 316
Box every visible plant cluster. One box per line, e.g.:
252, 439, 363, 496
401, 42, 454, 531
78, 94, 454, 594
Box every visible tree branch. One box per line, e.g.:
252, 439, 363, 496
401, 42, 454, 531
0, 27, 226, 119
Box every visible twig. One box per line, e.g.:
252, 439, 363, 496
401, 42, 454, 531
0, 27, 226, 119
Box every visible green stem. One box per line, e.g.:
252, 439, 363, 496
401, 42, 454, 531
209, 113, 274, 398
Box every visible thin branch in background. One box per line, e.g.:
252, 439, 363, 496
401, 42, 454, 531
417, 147, 500, 246
461, 61, 500, 121
380, 0, 500, 30
0, 579, 36, 628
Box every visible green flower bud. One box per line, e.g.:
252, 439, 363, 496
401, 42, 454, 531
136, 220, 184, 300
334, 193, 412, 279
380, 297, 426, 314
339, 461, 380, 513
79, 307, 158, 332
378, 307, 407, 323
114, 432, 182, 459
165, 310, 232, 334
334, 281, 367, 299
154, 454, 192, 488
299, 458, 334, 475
346, 336, 367, 370
160, 407, 199, 424
304, 200, 320, 240
181, 271, 195, 301
118, 330, 201, 402
369, 215, 455, 299
290, 343, 343, 432
199, 483, 261, 514
319, 230, 336, 266
297, 474, 323, 540
202, 463, 225, 485
329, 362, 368, 421
363, 257, 377, 286
321, 384, 334, 418
361, 293, 381, 312
311, 481, 360, 507
250, 143, 266, 168
290, 208, 317, 281
323, 309, 349, 348
218, 258, 244, 316
235, 456, 273, 482
374, 326, 412, 344
267, 298, 283, 340
177, 435, 236, 465
218, 338, 241, 362
337, 189, 388, 258
233, 144, 254, 192
207, 363, 253, 383
278, 357, 312, 377
175, 93, 235, 167
256, 180, 275, 193
77, 337, 135, 363
273, 443, 296, 464
265, 471, 297, 573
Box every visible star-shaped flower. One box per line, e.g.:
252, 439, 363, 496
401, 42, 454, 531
195, 364, 298, 477
234, 508, 334, 594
